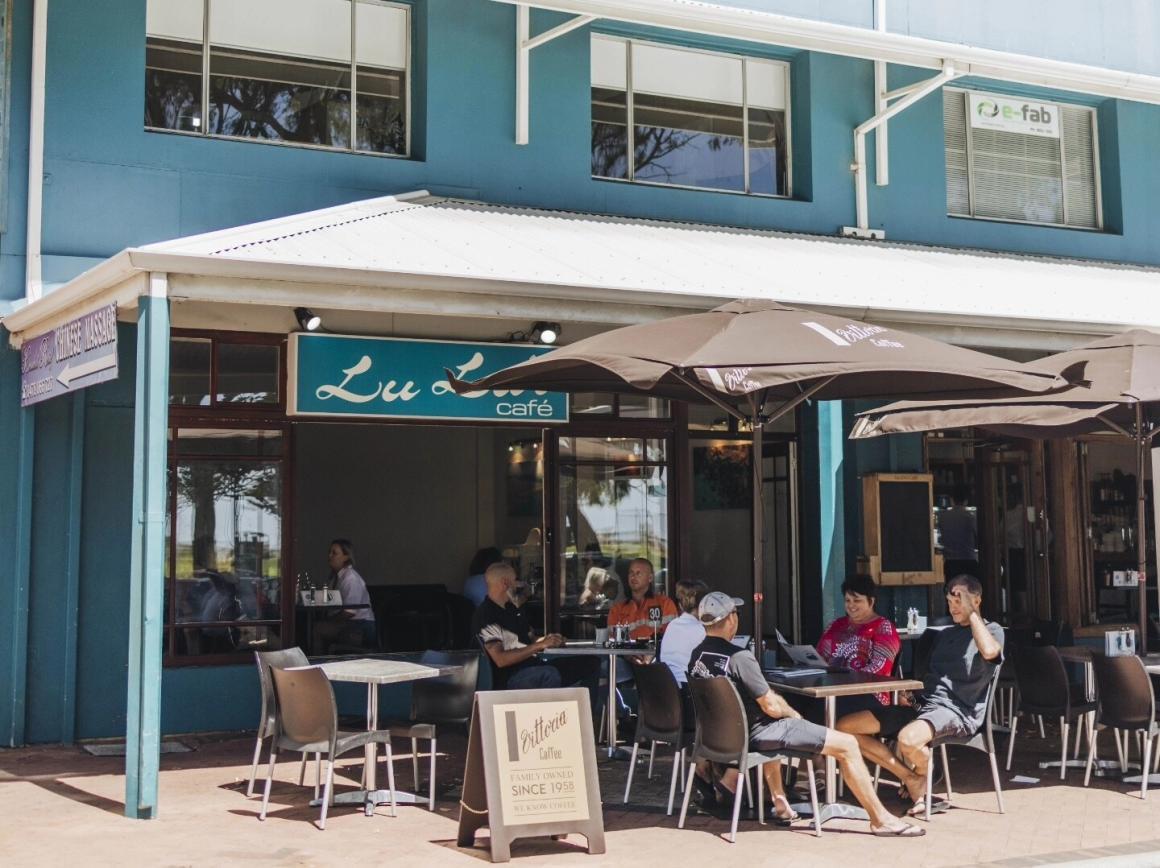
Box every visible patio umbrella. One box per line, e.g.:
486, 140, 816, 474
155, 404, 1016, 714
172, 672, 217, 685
452, 300, 1065, 647
851, 329, 1160, 650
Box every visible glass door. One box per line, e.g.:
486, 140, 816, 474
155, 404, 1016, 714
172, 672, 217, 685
552, 435, 671, 639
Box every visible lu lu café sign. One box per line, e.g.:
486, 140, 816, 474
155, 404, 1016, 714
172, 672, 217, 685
288, 333, 569, 422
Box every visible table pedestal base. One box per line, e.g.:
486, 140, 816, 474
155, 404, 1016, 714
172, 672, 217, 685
1120, 772, 1160, 785
788, 801, 868, 824
310, 788, 430, 815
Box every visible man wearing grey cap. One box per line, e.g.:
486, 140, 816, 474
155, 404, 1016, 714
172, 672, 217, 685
687, 591, 923, 836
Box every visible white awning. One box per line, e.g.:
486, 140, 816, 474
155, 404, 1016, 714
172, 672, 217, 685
5, 191, 1160, 348
497, 0, 1160, 105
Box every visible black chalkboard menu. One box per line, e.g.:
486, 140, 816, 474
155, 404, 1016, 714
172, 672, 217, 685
862, 473, 942, 585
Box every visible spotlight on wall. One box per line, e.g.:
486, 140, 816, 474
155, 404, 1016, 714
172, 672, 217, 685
530, 321, 561, 345
294, 307, 322, 332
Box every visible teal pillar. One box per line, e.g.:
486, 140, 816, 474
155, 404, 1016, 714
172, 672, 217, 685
3, 406, 34, 747
125, 293, 170, 819
816, 400, 847, 627
60, 392, 85, 743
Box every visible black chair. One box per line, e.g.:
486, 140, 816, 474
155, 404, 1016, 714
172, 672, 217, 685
922, 663, 1006, 820
260, 666, 397, 829
388, 650, 480, 810
1006, 645, 1096, 779
623, 661, 687, 815
677, 677, 821, 842
1084, 653, 1160, 799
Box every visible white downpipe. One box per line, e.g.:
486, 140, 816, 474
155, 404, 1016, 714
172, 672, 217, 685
852, 63, 958, 233
873, 0, 887, 187
25, 0, 47, 302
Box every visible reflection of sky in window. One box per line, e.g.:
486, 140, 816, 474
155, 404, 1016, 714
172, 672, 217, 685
574, 477, 668, 559
175, 471, 281, 577
634, 130, 744, 191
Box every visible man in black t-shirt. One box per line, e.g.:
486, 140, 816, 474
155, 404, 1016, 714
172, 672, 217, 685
473, 563, 600, 700
688, 592, 922, 836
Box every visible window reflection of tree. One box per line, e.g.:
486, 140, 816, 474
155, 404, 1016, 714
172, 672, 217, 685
177, 462, 280, 576
211, 76, 350, 146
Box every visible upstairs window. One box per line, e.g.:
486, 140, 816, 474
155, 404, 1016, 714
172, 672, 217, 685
591, 36, 790, 197
145, 0, 409, 156
944, 89, 1100, 229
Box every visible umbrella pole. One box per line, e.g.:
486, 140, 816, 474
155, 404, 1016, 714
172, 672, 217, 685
751, 405, 764, 659
1138, 403, 1149, 654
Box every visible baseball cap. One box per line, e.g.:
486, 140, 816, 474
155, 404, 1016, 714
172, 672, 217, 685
698, 591, 745, 625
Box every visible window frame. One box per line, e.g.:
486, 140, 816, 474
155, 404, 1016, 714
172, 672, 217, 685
145, 0, 412, 159
590, 34, 793, 199
169, 329, 287, 417
944, 86, 1104, 231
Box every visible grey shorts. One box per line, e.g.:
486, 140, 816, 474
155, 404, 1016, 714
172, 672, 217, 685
750, 717, 829, 755
869, 702, 973, 741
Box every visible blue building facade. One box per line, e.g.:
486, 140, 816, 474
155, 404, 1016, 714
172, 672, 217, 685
2, 0, 1159, 769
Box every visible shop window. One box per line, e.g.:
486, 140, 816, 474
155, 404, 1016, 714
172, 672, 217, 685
591, 35, 790, 197
688, 400, 796, 434
556, 436, 670, 638
169, 335, 282, 409
166, 427, 286, 661
145, 0, 410, 157
571, 391, 669, 419
944, 88, 1100, 229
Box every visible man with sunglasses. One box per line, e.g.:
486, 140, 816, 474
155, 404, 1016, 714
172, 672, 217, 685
836, 574, 1004, 814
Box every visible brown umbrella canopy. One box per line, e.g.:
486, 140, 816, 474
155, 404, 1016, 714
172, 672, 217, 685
852, 329, 1160, 650
451, 300, 1065, 411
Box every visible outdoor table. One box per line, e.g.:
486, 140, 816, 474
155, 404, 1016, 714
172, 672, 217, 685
309, 656, 463, 814
766, 669, 922, 825
543, 642, 654, 758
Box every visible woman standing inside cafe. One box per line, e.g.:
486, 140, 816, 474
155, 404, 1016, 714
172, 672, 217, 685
607, 558, 678, 640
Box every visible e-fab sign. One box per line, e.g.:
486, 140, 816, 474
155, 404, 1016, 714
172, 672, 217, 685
969, 92, 1060, 138
458, 688, 604, 862
289, 333, 569, 423
20, 303, 118, 407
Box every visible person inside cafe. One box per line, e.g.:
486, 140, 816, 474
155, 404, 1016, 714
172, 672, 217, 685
607, 558, 678, 640
817, 574, 901, 714
687, 592, 923, 835
463, 546, 504, 607
837, 574, 1004, 814
473, 562, 601, 707
312, 538, 377, 653
939, 484, 979, 580
660, 579, 708, 686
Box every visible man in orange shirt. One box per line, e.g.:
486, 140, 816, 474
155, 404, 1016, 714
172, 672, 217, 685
607, 558, 677, 640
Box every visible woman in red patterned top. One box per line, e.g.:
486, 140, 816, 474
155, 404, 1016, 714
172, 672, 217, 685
818, 575, 901, 710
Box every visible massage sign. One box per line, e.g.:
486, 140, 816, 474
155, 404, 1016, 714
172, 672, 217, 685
20, 303, 119, 407
458, 688, 604, 862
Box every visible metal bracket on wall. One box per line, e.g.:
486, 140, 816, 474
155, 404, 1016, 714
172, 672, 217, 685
516, 6, 597, 144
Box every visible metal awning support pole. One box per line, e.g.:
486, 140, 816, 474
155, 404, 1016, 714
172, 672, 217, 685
843, 63, 959, 239
751, 392, 766, 656
125, 276, 170, 819
516, 7, 596, 143
1136, 402, 1149, 653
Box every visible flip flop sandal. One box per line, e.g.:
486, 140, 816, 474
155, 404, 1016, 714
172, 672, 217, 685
770, 795, 801, 827
906, 798, 949, 817
872, 823, 926, 837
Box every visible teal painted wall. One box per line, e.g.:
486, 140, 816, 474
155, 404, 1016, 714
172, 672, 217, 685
5, 0, 1160, 741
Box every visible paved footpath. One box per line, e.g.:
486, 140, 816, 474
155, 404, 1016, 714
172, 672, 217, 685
3, 725, 1160, 867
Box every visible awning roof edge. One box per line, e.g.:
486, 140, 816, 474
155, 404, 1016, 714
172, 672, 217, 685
501, 0, 1160, 105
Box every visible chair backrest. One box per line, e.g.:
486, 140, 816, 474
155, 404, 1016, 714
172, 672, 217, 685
270, 665, 338, 747
972, 660, 1006, 749
913, 628, 941, 681
1092, 652, 1156, 731
687, 676, 748, 767
412, 650, 481, 724
1012, 644, 1070, 715
254, 647, 310, 725
629, 661, 683, 741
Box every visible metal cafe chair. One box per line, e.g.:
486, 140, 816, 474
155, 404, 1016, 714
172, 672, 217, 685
259, 665, 397, 830
1006, 645, 1095, 779
677, 677, 822, 842
622, 661, 689, 815
921, 663, 1006, 821
387, 650, 480, 810
249, 647, 312, 799
1084, 653, 1160, 799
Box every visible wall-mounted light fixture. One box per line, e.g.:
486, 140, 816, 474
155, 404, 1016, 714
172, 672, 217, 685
530, 321, 561, 345
294, 307, 322, 332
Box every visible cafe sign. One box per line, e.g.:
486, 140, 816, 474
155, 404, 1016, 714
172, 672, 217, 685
20, 303, 118, 407
288, 333, 568, 423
